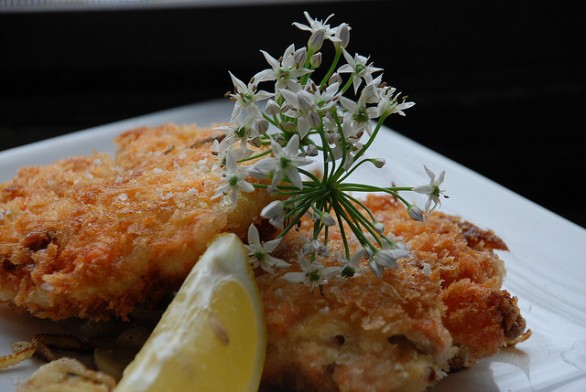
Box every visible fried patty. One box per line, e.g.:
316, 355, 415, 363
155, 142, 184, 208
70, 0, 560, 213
0, 124, 272, 320
258, 195, 529, 391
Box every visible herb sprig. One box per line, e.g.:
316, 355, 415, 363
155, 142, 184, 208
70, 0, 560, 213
213, 12, 447, 288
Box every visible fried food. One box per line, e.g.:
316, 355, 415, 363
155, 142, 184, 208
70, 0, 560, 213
257, 195, 529, 391
16, 357, 115, 392
0, 124, 273, 320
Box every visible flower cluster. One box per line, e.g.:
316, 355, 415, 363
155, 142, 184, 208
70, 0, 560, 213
213, 12, 447, 288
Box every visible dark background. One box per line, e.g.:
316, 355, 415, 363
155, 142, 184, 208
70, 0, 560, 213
1, 0, 584, 228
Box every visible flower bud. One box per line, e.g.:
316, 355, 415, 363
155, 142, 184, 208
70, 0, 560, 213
308, 111, 321, 129
249, 136, 262, 148
297, 90, 314, 113
283, 122, 296, 133
261, 200, 285, 228
308, 29, 325, 51
371, 158, 386, 168
265, 99, 281, 116
408, 205, 425, 222
336, 23, 351, 48
310, 52, 322, 68
261, 200, 284, 219
329, 73, 343, 86
361, 82, 379, 104
293, 47, 307, 67
254, 119, 269, 135
212, 139, 220, 154
322, 212, 336, 227
305, 144, 318, 157
374, 222, 385, 234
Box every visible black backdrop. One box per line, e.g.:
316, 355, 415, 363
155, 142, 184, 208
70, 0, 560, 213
1, 0, 584, 228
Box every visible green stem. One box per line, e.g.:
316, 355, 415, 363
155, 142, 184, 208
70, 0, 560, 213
351, 115, 388, 164
331, 200, 351, 259
337, 193, 383, 246
331, 196, 374, 252
337, 183, 415, 210
340, 75, 355, 95
238, 148, 271, 163
319, 46, 343, 87
297, 168, 322, 184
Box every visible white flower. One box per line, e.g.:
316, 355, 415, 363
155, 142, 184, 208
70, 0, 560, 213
412, 165, 447, 213
339, 248, 369, 278
307, 80, 341, 112
257, 44, 312, 95
281, 81, 340, 138
301, 239, 329, 257
281, 88, 316, 139
214, 119, 266, 160
283, 255, 340, 289
292, 12, 338, 51
228, 71, 273, 123
339, 80, 381, 134
369, 246, 410, 277
374, 86, 415, 118
338, 49, 383, 94
245, 224, 290, 273
211, 150, 255, 206
249, 134, 313, 192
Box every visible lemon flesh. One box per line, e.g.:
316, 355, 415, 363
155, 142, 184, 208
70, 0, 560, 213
116, 233, 266, 392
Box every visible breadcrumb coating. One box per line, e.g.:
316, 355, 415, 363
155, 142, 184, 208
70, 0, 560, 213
258, 195, 528, 391
0, 124, 272, 320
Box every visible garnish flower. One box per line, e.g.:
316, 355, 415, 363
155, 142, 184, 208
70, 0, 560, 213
292, 12, 339, 51
245, 224, 290, 273
249, 134, 313, 192
257, 44, 311, 95
283, 256, 340, 292
228, 72, 273, 123
213, 12, 446, 287
211, 150, 255, 206
413, 164, 447, 213
338, 50, 383, 94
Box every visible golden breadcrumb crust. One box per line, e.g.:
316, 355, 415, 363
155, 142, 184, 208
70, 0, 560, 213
258, 195, 528, 391
0, 124, 272, 320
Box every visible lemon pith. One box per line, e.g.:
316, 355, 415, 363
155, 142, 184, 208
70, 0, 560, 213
116, 233, 266, 392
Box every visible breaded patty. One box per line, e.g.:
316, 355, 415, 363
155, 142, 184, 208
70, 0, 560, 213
258, 195, 528, 391
0, 124, 273, 320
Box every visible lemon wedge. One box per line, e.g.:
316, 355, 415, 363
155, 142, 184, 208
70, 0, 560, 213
115, 233, 266, 392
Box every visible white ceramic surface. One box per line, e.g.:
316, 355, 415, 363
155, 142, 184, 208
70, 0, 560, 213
1, 99, 585, 391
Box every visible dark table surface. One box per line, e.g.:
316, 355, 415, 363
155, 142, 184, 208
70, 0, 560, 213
1, 0, 584, 229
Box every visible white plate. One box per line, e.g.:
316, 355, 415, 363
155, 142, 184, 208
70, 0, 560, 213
1, 99, 586, 391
